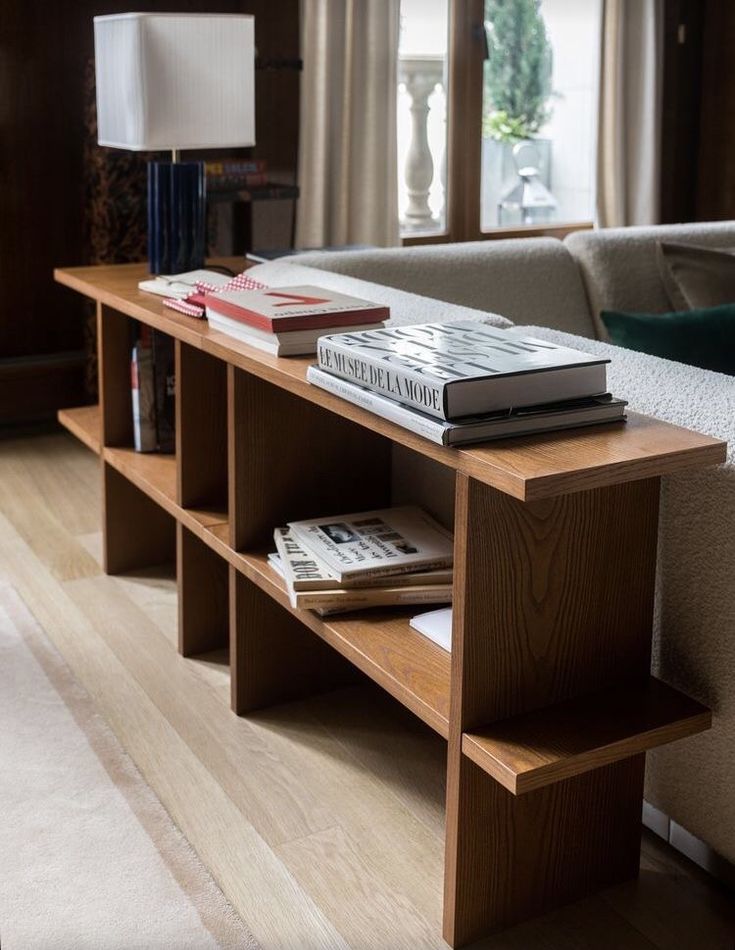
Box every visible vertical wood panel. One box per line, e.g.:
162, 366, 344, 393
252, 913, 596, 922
103, 462, 175, 575
178, 524, 229, 656
446, 0, 485, 241
98, 303, 133, 448
229, 567, 356, 715
228, 366, 392, 552
443, 474, 660, 945
176, 341, 228, 510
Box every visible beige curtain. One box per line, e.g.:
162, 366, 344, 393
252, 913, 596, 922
296, 0, 401, 248
596, 0, 664, 227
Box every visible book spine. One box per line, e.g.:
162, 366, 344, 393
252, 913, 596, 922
306, 366, 448, 445
273, 528, 338, 591
316, 337, 449, 420
294, 585, 453, 613
205, 160, 267, 175
205, 298, 387, 334
131, 336, 157, 453
207, 172, 269, 191
152, 331, 175, 454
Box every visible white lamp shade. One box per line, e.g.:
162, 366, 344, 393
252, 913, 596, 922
94, 13, 255, 151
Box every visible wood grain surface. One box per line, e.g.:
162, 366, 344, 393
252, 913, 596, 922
178, 523, 229, 657
102, 462, 175, 575
229, 566, 356, 715
176, 341, 228, 512
443, 473, 663, 943
227, 365, 391, 551
462, 677, 711, 795
56, 264, 727, 501
98, 303, 133, 448
58, 404, 102, 454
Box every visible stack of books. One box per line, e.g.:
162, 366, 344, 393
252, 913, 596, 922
307, 320, 627, 446
131, 326, 175, 453
203, 285, 389, 356
269, 506, 454, 616
205, 159, 269, 191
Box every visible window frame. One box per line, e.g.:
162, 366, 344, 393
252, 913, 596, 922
401, 0, 593, 246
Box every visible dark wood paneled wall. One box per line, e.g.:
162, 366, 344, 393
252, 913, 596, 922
661, 0, 735, 223
0, 0, 299, 423
695, 0, 735, 221
660, 0, 705, 224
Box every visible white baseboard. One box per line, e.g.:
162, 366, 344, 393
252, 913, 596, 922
642, 799, 735, 890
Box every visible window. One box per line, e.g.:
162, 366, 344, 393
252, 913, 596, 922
397, 0, 449, 235
398, 0, 601, 242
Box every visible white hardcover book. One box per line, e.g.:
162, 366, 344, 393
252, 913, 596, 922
286, 506, 454, 583
207, 311, 385, 356
316, 322, 609, 420
307, 366, 626, 446
409, 607, 453, 652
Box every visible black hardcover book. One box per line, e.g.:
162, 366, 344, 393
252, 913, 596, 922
152, 331, 176, 453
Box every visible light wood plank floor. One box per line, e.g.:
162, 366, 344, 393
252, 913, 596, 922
1, 430, 734, 950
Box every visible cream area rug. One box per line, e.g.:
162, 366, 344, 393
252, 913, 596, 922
0, 584, 259, 950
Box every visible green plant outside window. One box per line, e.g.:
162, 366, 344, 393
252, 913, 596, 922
483, 0, 553, 142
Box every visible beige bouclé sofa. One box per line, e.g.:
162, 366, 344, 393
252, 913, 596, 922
246, 221, 735, 876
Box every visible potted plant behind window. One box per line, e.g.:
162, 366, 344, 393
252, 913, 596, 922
481, 0, 554, 229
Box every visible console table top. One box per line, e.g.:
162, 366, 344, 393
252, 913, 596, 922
55, 262, 727, 502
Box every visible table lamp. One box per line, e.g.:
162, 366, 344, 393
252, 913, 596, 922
93, 13, 255, 274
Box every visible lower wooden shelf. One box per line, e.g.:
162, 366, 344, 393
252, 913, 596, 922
58, 404, 101, 454
233, 550, 452, 738
462, 676, 711, 795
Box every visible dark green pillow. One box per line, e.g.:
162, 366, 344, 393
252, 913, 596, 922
600, 304, 735, 376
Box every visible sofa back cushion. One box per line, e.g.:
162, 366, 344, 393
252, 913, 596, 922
245, 260, 513, 329
291, 238, 597, 338
657, 242, 735, 310
565, 221, 735, 337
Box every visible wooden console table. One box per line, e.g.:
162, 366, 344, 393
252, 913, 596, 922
55, 262, 726, 947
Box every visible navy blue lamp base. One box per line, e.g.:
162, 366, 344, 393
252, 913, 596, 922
147, 161, 206, 274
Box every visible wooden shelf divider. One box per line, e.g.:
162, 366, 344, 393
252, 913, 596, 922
462, 676, 711, 796
54, 260, 726, 949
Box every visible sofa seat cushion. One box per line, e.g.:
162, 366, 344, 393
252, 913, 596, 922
600, 304, 735, 376
513, 323, 735, 865
246, 260, 513, 330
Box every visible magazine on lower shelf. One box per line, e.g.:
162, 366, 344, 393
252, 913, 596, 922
268, 554, 452, 614
273, 527, 453, 591
286, 506, 454, 583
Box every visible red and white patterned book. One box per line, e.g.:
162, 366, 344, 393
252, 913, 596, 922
162, 272, 267, 319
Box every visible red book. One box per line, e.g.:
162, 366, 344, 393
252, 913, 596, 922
203, 285, 389, 333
